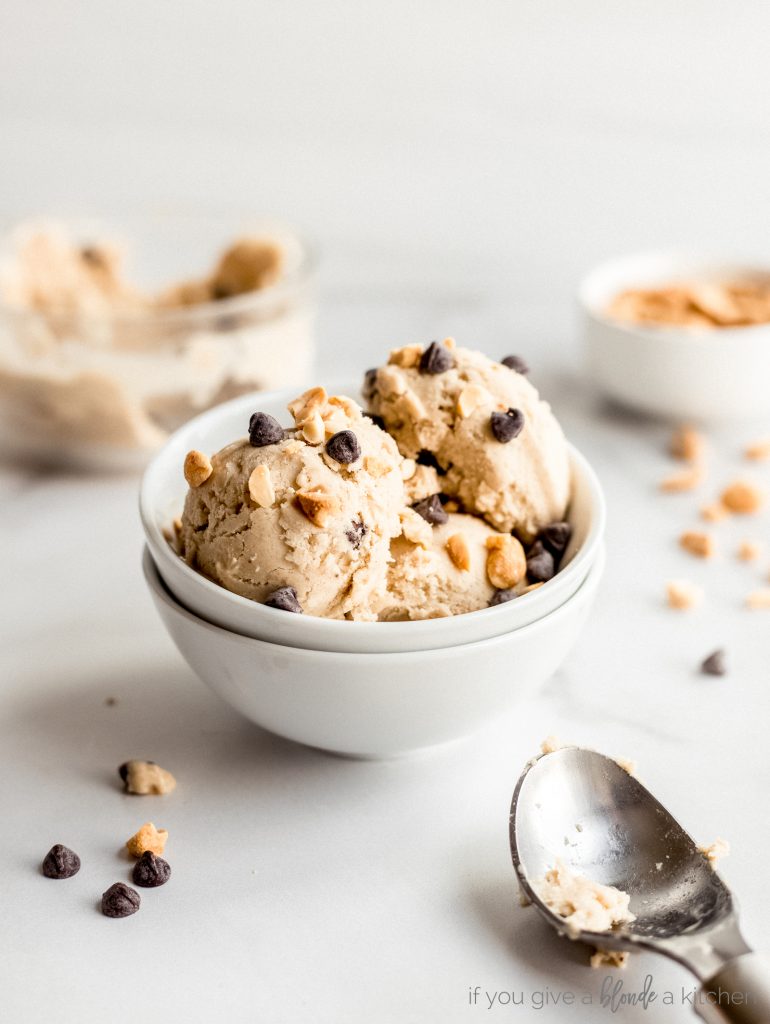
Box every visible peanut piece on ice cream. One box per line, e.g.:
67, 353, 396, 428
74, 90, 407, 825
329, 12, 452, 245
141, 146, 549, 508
446, 532, 471, 571
184, 450, 212, 488
485, 534, 526, 589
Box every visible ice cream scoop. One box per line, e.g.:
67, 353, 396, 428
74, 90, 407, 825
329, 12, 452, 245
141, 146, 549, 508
510, 746, 770, 1023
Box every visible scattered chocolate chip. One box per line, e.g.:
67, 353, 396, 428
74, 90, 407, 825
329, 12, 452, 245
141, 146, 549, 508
490, 588, 518, 606
490, 408, 525, 443
419, 341, 453, 375
345, 518, 368, 548
416, 449, 446, 475
501, 354, 530, 375
101, 882, 141, 918
264, 586, 302, 614
132, 851, 171, 888
701, 649, 726, 677
326, 430, 362, 464
364, 411, 386, 431
248, 412, 284, 447
42, 844, 81, 879
526, 540, 555, 583
539, 521, 572, 560
412, 494, 449, 526
362, 368, 378, 402
104, 696, 118, 707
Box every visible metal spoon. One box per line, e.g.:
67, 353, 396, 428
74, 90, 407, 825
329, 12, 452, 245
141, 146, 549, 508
510, 745, 770, 1023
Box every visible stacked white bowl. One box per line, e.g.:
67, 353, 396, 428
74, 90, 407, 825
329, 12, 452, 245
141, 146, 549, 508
140, 386, 606, 757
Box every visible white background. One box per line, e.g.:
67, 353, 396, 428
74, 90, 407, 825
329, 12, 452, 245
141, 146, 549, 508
3, 3, 770, 1022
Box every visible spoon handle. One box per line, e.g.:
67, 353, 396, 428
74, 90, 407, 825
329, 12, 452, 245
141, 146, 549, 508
695, 952, 770, 1023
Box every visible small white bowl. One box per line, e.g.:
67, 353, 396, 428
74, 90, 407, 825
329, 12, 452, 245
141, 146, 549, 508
581, 251, 770, 421
140, 386, 605, 654
143, 545, 605, 757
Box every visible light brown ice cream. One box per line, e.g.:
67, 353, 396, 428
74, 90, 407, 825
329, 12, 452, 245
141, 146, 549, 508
367, 343, 570, 540
380, 511, 517, 620
179, 391, 406, 620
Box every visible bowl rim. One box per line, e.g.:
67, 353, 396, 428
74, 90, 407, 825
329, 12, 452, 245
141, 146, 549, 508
578, 249, 770, 340
143, 543, 605, 661
139, 383, 606, 642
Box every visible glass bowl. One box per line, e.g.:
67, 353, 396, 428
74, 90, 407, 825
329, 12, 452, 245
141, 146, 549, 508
0, 215, 317, 471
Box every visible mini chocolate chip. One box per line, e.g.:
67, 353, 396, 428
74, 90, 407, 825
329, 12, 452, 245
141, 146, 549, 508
132, 851, 171, 888
264, 586, 302, 614
501, 354, 529, 375
248, 412, 284, 447
345, 518, 368, 548
490, 588, 518, 606
42, 844, 81, 879
362, 368, 378, 402
412, 494, 449, 526
363, 411, 386, 431
101, 882, 140, 918
416, 449, 446, 475
490, 408, 525, 443
326, 430, 362, 464
419, 341, 453, 375
526, 540, 555, 583
701, 649, 726, 677
539, 521, 572, 560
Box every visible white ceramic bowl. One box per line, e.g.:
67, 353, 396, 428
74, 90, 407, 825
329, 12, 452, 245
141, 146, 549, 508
143, 544, 605, 757
140, 386, 605, 654
581, 251, 770, 421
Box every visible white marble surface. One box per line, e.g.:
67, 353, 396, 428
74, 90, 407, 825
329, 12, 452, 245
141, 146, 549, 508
4, 2, 770, 1019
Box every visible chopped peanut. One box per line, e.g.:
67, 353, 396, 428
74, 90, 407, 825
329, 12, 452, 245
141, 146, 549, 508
456, 384, 490, 418
446, 533, 471, 571
701, 502, 729, 523
287, 386, 326, 424
388, 344, 423, 368
670, 425, 705, 463
296, 488, 340, 527
737, 540, 763, 562
301, 411, 325, 444
660, 466, 704, 493
126, 822, 168, 858
679, 530, 715, 559
363, 454, 392, 479
248, 465, 275, 507
666, 579, 704, 610
745, 439, 770, 461
183, 450, 212, 488
721, 480, 764, 514
400, 508, 432, 548
485, 534, 527, 589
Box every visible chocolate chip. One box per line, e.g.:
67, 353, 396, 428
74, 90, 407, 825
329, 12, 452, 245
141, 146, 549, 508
419, 341, 453, 375
526, 540, 555, 583
412, 494, 449, 526
80, 245, 108, 268
264, 586, 302, 614
326, 430, 361, 464
501, 354, 529, 375
490, 408, 525, 443
416, 449, 446, 475
42, 844, 81, 879
539, 521, 572, 560
101, 882, 141, 918
248, 412, 284, 447
345, 518, 368, 548
132, 851, 171, 888
489, 588, 519, 606
364, 411, 386, 431
362, 368, 378, 402
701, 649, 726, 677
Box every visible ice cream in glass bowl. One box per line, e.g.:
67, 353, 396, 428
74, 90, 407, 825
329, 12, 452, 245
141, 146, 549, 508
0, 215, 317, 470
